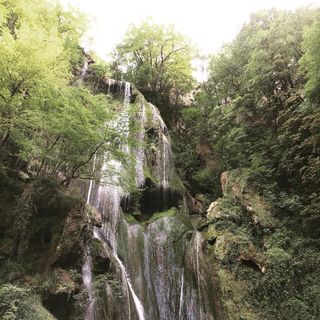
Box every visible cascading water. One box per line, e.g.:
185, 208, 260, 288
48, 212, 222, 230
179, 270, 184, 320
82, 248, 94, 320
93, 228, 145, 320
135, 103, 146, 187
82, 81, 146, 320
148, 104, 173, 189
80, 60, 89, 80
81, 59, 95, 320
80, 77, 217, 320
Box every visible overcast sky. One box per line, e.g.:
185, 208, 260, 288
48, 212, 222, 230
60, 0, 320, 60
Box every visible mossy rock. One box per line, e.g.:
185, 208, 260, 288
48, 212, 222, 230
39, 268, 79, 296
144, 207, 177, 225
216, 269, 260, 320
0, 284, 56, 320
123, 213, 141, 226
302, 214, 320, 238
207, 197, 242, 222
220, 171, 277, 229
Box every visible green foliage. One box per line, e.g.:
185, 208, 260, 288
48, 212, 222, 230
0, 0, 117, 186
110, 19, 195, 124
178, 7, 320, 215
183, 12, 320, 319
85, 61, 110, 93
172, 104, 222, 197
0, 284, 55, 320
203, 8, 317, 179
145, 207, 177, 225
260, 248, 295, 300
301, 17, 320, 102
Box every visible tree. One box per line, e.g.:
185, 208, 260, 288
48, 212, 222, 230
0, 0, 116, 186
300, 16, 320, 103
175, 8, 320, 204
110, 19, 195, 125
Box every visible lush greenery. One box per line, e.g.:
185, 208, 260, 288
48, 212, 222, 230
110, 19, 195, 126
172, 7, 320, 320
175, 8, 320, 216
1, 1, 320, 319
0, 0, 117, 186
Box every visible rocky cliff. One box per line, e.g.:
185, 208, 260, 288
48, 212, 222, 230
201, 169, 320, 320
0, 67, 219, 320
2, 59, 317, 320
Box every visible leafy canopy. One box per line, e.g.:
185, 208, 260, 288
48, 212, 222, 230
110, 19, 195, 119
0, 0, 115, 185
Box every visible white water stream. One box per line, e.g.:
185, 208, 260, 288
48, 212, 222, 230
135, 103, 146, 187
93, 228, 145, 320
82, 151, 97, 320
179, 270, 184, 320
83, 81, 146, 320
148, 103, 173, 189
80, 60, 89, 80
195, 232, 203, 320
113, 250, 146, 320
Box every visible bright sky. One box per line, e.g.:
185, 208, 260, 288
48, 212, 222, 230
61, 0, 320, 60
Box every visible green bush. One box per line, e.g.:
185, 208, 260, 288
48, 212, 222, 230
0, 284, 55, 320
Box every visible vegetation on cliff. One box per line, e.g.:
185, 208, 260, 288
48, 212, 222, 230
110, 19, 195, 126
0, 0, 116, 187
0, 1, 320, 319
171, 7, 320, 320
174, 8, 320, 216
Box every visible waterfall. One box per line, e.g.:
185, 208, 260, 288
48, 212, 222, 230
82, 247, 94, 320
82, 155, 96, 320
80, 60, 89, 80
135, 103, 146, 187
82, 81, 146, 320
195, 232, 203, 320
179, 270, 184, 320
79, 79, 216, 320
148, 103, 173, 189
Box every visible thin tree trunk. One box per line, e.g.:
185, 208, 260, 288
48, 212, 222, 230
0, 128, 10, 147
36, 135, 60, 175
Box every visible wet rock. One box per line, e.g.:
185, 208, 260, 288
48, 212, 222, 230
220, 170, 276, 229
88, 206, 102, 227
207, 198, 223, 220
186, 191, 205, 215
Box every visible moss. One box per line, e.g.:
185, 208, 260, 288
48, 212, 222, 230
143, 165, 157, 184
94, 274, 123, 298
0, 176, 86, 319
204, 170, 320, 320
207, 197, 242, 222
123, 213, 140, 226
0, 259, 25, 284
170, 172, 185, 194
216, 269, 261, 320
144, 207, 177, 225
90, 238, 106, 257
221, 171, 277, 229
144, 98, 156, 128
0, 284, 55, 320
39, 268, 79, 296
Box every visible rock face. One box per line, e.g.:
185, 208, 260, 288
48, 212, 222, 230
220, 170, 276, 229
0, 176, 90, 319
202, 171, 272, 319
202, 169, 320, 320
75, 74, 219, 320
